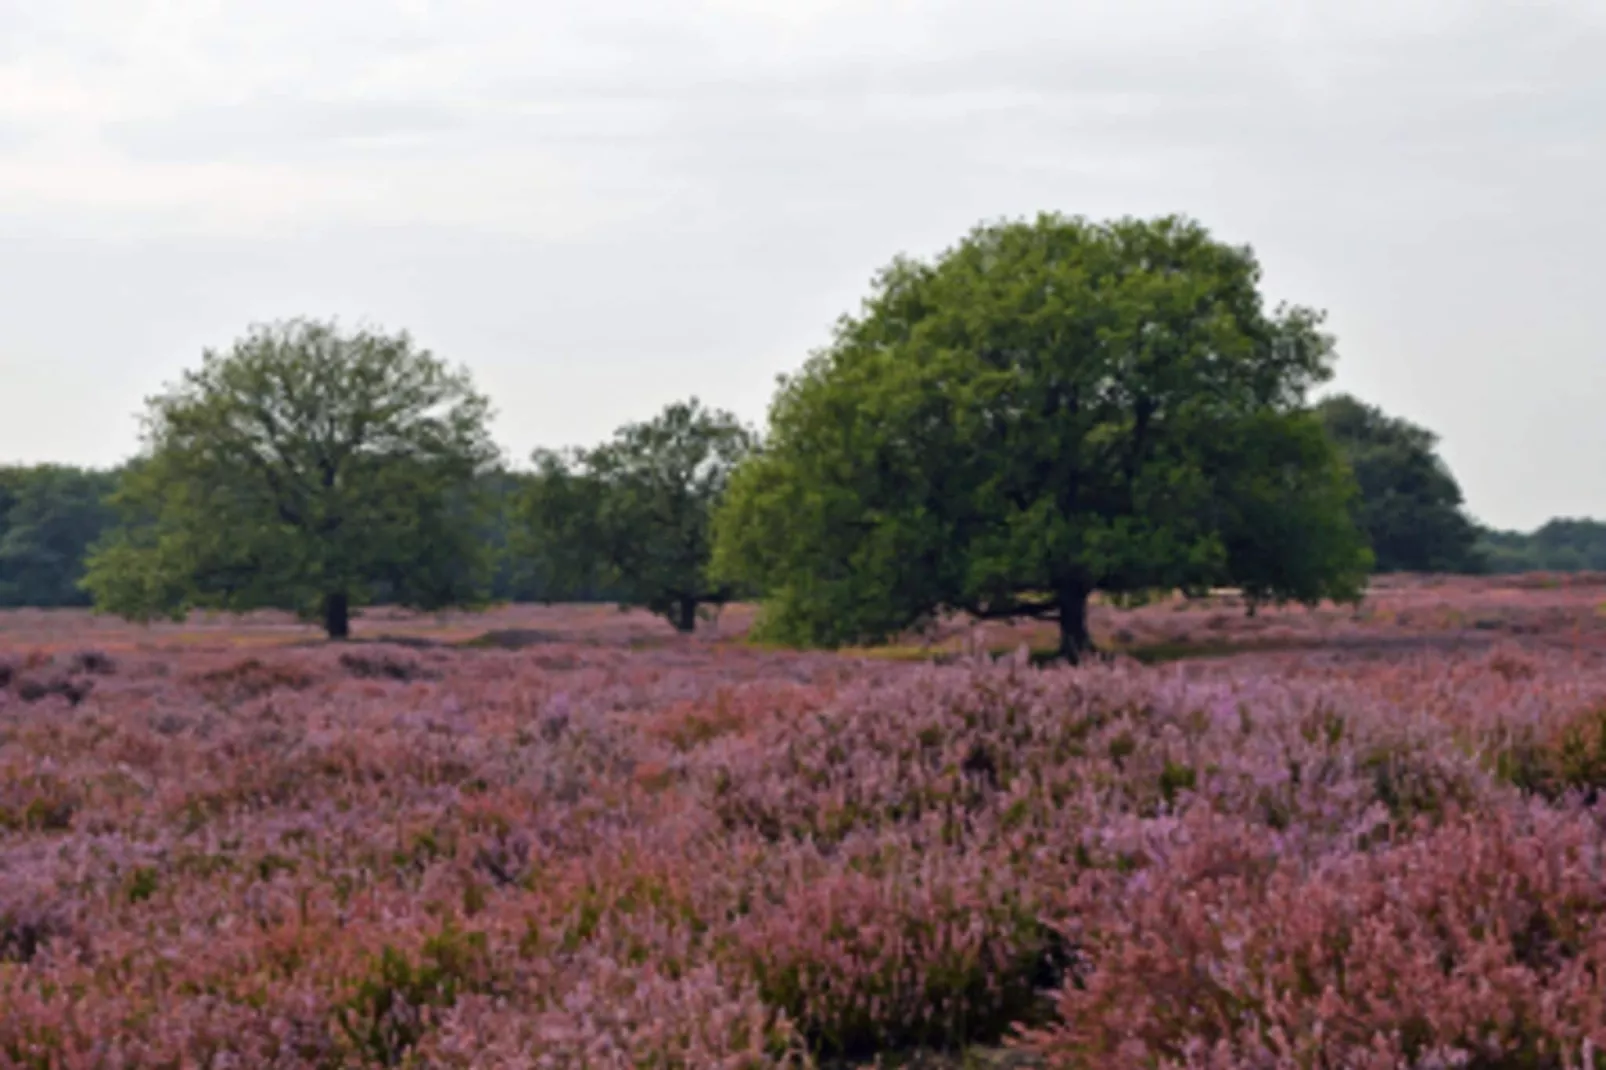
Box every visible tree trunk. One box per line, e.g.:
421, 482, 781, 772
1056, 583, 1094, 664
323, 591, 351, 641
669, 596, 698, 634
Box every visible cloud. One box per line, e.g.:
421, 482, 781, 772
3, 0, 1598, 234
106, 99, 472, 163
0, 0, 1601, 525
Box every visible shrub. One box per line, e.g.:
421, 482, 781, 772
123, 866, 160, 904
742, 863, 1062, 1058
0, 776, 80, 832
66, 650, 117, 676
339, 651, 440, 683
13, 675, 92, 705
334, 925, 496, 1066
1022, 807, 1606, 1068
191, 657, 314, 703
0, 902, 67, 965
1490, 707, 1606, 802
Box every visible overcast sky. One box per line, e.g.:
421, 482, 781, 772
1, 0, 1600, 530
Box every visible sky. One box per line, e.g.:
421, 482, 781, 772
0, 0, 1600, 531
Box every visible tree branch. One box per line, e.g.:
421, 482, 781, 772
965, 597, 1059, 621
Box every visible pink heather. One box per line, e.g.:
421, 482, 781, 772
0, 581, 1605, 1066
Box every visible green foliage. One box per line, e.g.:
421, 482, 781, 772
0, 777, 79, 833
713, 213, 1371, 660
124, 867, 160, 905
0, 465, 119, 607
517, 398, 755, 632
1478, 518, 1606, 574
334, 925, 494, 1066
81, 319, 500, 639
1316, 394, 1482, 574
750, 901, 1057, 1059
1489, 707, 1606, 801
1212, 409, 1375, 609
474, 468, 607, 604
1157, 759, 1198, 806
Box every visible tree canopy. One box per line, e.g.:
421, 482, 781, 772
1316, 394, 1483, 574
713, 213, 1372, 660
0, 465, 119, 608
82, 319, 500, 638
517, 398, 755, 632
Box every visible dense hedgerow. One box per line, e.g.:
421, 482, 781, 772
1, 603, 1605, 1066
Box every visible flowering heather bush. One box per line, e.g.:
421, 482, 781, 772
1026, 804, 1606, 1068
338, 651, 442, 683
1, 591, 1606, 1067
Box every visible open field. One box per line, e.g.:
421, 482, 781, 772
5, 574, 1606, 1067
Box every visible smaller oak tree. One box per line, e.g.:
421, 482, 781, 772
83, 319, 500, 639
516, 398, 755, 632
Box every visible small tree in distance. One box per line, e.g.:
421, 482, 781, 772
517, 398, 755, 633
1316, 394, 1483, 574
83, 318, 500, 639
712, 213, 1373, 662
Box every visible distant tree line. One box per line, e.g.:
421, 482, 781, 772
2, 213, 1598, 653
0, 463, 620, 612
1310, 395, 1606, 576
0, 465, 119, 607
1476, 519, 1606, 574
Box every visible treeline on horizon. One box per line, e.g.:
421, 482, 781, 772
2, 213, 1600, 647
3, 400, 1593, 613
0, 465, 623, 610
4, 453, 1597, 614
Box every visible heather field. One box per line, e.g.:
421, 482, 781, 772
5, 575, 1606, 1068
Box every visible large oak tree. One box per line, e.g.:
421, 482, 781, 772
713, 214, 1371, 661
83, 319, 499, 638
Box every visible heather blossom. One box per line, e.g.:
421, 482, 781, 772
1, 582, 1605, 1066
